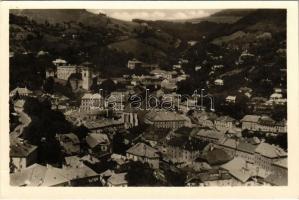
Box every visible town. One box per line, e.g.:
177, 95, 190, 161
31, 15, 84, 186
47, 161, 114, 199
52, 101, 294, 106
9, 9, 287, 187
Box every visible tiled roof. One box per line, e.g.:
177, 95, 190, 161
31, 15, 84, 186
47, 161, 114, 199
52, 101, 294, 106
53, 58, 67, 64
142, 128, 170, 142
237, 142, 258, 154
82, 93, 102, 99
264, 172, 287, 186
217, 137, 238, 149
86, 133, 110, 148
107, 172, 128, 186
10, 164, 68, 186
10, 87, 33, 96
10, 140, 37, 158
255, 143, 287, 158
273, 158, 287, 169
201, 148, 233, 165
194, 129, 224, 140
58, 133, 80, 144
84, 119, 123, 130
241, 115, 260, 123
221, 157, 268, 183
145, 111, 186, 122
215, 115, 235, 122
126, 143, 159, 159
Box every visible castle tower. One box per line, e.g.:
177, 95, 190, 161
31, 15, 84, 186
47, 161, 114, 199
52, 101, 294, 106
82, 67, 92, 90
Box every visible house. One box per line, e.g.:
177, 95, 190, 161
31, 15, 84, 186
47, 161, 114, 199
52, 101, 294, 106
150, 69, 175, 79
212, 65, 224, 71
191, 128, 223, 143
214, 116, 236, 131
107, 172, 128, 187
84, 119, 124, 133
194, 65, 202, 71
197, 147, 233, 166
164, 129, 209, 164
52, 58, 67, 67
144, 111, 187, 129
56, 64, 78, 80
191, 111, 218, 128
141, 128, 170, 147
56, 133, 80, 155
254, 143, 287, 172
238, 87, 253, 97
127, 58, 142, 69
13, 99, 26, 112
10, 139, 38, 173
80, 93, 103, 112
215, 137, 238, 157
173, 64, 182, 70
221, 157, 268, 186
262, 157, 287, 186
59, 158, 100, 186
225, 96, 236, 104
186, 169, 232, 186
36, 50, 49, 57
214, 79, 224, 86
126, 143, 160, 169
161, 79, 177, 92
10, 87, 33, 98
179, 58, 189, 64
269, 93, 286, 105
86, 133, 111, 158
240, 115, 287, 133
234, 141, 258, 164
10, 164, 69, 186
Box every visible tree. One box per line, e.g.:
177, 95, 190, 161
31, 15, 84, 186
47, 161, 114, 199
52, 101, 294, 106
44, 77, 54, 94
125, 161, 159, 186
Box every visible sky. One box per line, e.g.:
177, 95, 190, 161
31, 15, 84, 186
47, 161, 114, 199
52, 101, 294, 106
87, 9, 219, 21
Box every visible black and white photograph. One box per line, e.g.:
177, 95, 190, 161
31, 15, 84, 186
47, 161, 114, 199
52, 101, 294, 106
4, 2, 294, 190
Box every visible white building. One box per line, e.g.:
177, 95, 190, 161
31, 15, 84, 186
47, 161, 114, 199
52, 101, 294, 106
214, 79, 224, 86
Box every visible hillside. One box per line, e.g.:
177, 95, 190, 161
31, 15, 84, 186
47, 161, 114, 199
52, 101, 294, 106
182, 9, 257, 24
9, 8, 286, 98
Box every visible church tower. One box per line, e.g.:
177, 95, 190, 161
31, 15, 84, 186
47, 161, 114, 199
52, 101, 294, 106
82, 67, 92, 90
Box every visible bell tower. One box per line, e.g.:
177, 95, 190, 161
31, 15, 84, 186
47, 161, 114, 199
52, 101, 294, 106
82, 67, 92, 90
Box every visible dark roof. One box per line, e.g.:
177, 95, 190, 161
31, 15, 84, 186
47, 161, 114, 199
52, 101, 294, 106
174, 127, 193, 136
237, 142, 257, 154
167, 135, 208, 151
264, 172, 287, 186
199, 148, 233, 166
198, 170, 232, 182
10, 140, 37, 157
142, 128, 170, 142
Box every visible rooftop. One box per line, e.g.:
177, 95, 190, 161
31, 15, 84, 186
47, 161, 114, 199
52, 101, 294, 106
221, 157, 268, 183
126, 142, 159, 159
82, 93, 102, 99
255, 143, 287, 159
10, 139, 37, 158
86, 133, 110, 148
215, 115, 236, 122
264, 171, 287, 186
144, 111, 186, 122
107, 172, 128, 186
273, 158, 287, 169
193, 128, 224, 140
241, 115, 261, 123
10, 164, 68, 186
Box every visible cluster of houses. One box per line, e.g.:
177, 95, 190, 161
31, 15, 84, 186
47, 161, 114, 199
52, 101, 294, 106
9, 55, 287, 187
